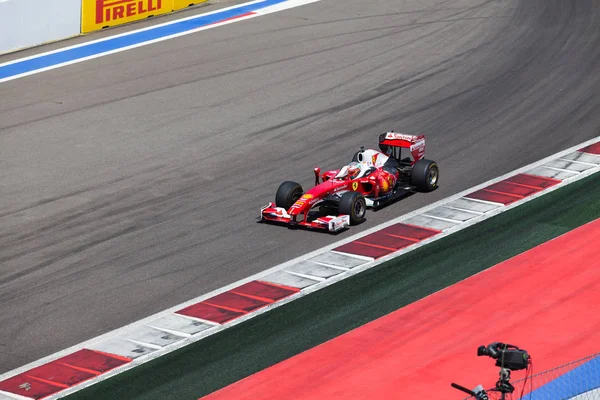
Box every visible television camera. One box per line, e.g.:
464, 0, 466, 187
451, 342, 531, 400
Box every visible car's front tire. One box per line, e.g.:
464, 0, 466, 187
339, 191, 367, 225
275, 181, 303, 209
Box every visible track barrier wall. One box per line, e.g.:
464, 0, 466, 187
0, 0, 82, 55
0, 0, 209, 54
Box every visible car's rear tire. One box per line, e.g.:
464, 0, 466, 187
411, 159, 439, 192
275, 181, 303, 209
339, 192, 367, 225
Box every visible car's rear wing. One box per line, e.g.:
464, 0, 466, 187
378, 131, 426, 162
378, 131, 425, 148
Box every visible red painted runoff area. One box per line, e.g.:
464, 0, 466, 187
20, 362, 94, 387
232, 281, 300, 302
0, 374, 66, 400
466, 173, 560, 205
57, 349, 130, 373
0, 349, 129, 399
334, 223, 440, 259
203, 218, 600, 400
205, 292, 271, 313
176, 280, 299, 324
177, 302, 246, 324
581, 142, 600, 154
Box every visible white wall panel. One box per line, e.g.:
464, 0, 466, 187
0, 0, 81, 54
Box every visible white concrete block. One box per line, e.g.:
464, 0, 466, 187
286, 261, 345, 279
89, 337, 156, 359
403, 215, 460, 231
309, 251, 369, 268
447, 197, 502, 213
147, 314, 214, 336
426, 206, 480, 222
261, 271, 320, 289
0, 392, 24, 400
561, 151, 600, 165
526, 166, 579, 181
544, 159, 595, 172
123, 326, 185, 348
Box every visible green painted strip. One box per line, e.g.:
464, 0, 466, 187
69, 172, 600, 400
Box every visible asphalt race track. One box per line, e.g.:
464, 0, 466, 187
1, 0, 599, 373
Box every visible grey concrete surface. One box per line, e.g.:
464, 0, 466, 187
0, 0, 599, 373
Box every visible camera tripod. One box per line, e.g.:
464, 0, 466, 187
451, 366, 516, 400
494, 367, 516, 398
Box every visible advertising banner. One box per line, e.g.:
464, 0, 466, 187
82, 0, 171, 33
172, 0, 208, 11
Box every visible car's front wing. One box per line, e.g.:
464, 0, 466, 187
260, 203, 349, 232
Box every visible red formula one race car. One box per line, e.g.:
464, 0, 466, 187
260, 131, 439, 232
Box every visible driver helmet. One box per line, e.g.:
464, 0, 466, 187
347, 161, 361, 179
